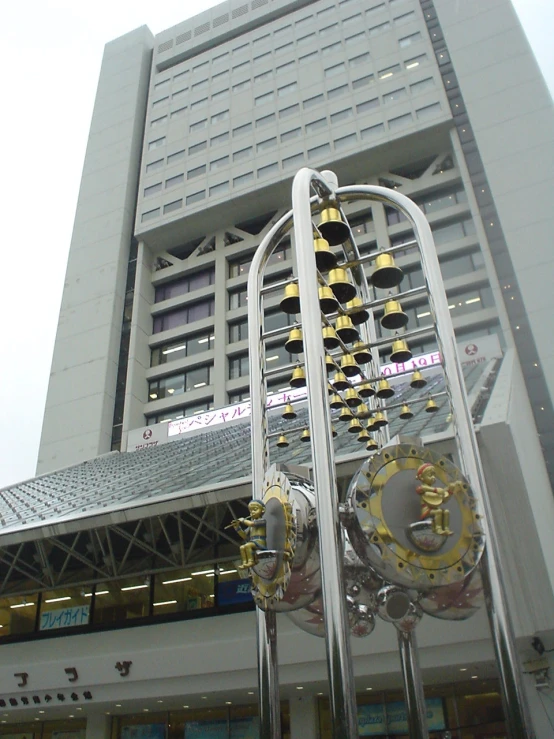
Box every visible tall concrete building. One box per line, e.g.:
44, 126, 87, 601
1, 0, 554, 737
37, 0, 554, 476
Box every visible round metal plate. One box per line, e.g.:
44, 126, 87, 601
344, 444, 485, 591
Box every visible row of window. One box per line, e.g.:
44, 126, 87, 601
141, 103, 443, 222
152, 299, 214, 334
153, 0, 416, 99
148, 364, 213, 400
0, 565, 243, 638
148, 45, 430, 144
151, 332, 214, 367
386, 185, 468, 225
144, 52, 430, 178
154, 269, 215, 301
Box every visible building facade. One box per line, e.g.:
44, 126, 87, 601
1, 0, 553, 737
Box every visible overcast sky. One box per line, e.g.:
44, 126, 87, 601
0, 0, 552, 489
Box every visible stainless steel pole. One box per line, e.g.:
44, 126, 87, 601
292, 169, 358, 737
248, 210, 296, 739
397, 630, 429, 739
337, 184, 535, 738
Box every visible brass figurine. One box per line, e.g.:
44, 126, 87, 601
415, 463, 462, 536
230, 500, 267, 568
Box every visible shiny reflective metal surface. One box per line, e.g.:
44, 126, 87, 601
397, 630, 429, 739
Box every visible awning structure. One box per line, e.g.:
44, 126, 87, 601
0, 363, 494, 597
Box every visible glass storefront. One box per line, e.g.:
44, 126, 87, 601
0, 719, 86, 739
318, 682, 506, 738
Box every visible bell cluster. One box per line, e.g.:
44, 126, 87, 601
274, 206, 442, 452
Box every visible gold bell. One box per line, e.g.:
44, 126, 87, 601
300, 428, 311, 442
371, 252, 404, 290
366, 419, 377, 433
331, 425, 338, 438
280, 282, 300, 314
381, 299, 409, 330
327, 382, 335, 396
322, 326, 340, 350
390, 338, 412, 364
276, 434, 289, 448
346, 296, 369, 326
358, 381, 375, 398
399, 404, 414, 420
376, 378, 395, 399
410, 370, 427, 389
290, 366, 306, 388
357, 429, 370, 443
318, 206, 350, 246
344, 388, 362, 408
340, 354, 360, 378
425, 397, 439, 413
356, 403, 371, 419
319, 285, 339, 314
373, 411, 388, 428
284, 328, 303, 354
282, 403, 297, 420
328, 268, 357, 304
338, 406, 353, 423
366, 438, 379, 452
314, 235, 338, 272
352, 341, 372, 365
348, 417, 363, 434
329, 393, 345, 410
335, 315, 359, 344
332, 371, 351, 391
325, 354, 337, 374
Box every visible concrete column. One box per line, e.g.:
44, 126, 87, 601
86, 713, 112, 739
289, 694, 318, 739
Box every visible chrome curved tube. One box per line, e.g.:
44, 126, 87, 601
336, 184, 534, 739
292, 168, 358, 737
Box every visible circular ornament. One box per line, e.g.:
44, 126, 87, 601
343, 444, 484, 591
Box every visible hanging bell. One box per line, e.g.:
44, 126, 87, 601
352, 342, 372, 366
357, 428, 371, 443
344, 388, 362, 408
376, 378, 395, 399
390, 338, 412, 364
352, 341, 372, 365
373, 411, 388, 428
348, 417, 363, 434
366, 419, 377, 433
322, 326, 340, 350
399, 404, 414, 420
314, 236, 338, 272
346, 296, 369, 326
328, 268, 357, 304
329, 393, 345, 410
325, 354, 337, 374
290, 366, 306, 388
332, 371, 351, 391
425, 397, 439, 413
279, 282, 300, 314
358, 381, 375, 398
284, 328, 304, 355
381, 299, 409, 330
356, 403, 371, 419
300, 428, 311, 442
410, 370, 427, 389
276, 434, 289, 448
319, 285, 339, 314
338, 406, 353, 423
335, 315, 359, 344
371, 252, 404, 290
318, 206, 350, 246
331, 425, 338, 438
328, 382, 335, 396
282, 403, 297, 420
366, 437, 379, 452
340, 354, 360, 378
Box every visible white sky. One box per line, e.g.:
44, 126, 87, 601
0, 0, 552, 489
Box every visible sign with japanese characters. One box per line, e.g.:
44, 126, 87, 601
126, 335, 501, 451
39, 605, 90, 631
